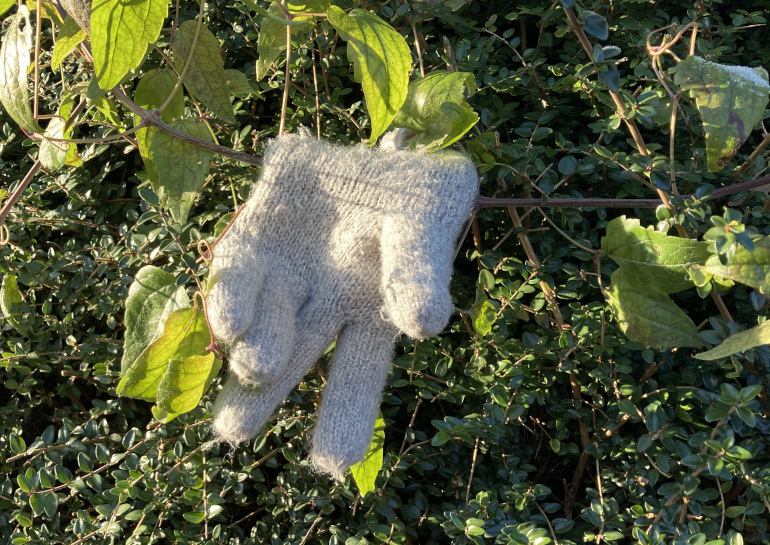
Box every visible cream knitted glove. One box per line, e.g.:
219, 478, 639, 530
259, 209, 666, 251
207, 131, 478, 479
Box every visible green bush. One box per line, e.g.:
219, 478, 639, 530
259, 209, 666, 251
1, 1, 770, 544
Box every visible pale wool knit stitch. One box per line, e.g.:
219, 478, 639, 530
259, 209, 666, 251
207, 132, 479, 479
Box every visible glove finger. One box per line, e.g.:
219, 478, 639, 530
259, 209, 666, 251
207, 248, 264, 344
381, 215, 456, 339
228, 277, 308, 384
309, 315, 398, 480
212, 296, 343, 445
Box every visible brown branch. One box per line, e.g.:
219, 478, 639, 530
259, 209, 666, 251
477, 174, 770, 210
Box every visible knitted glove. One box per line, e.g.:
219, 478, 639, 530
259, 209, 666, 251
207, 131, 478, 479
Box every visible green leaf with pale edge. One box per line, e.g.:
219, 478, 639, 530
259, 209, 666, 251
327, 6, 410, 144
118, 306, 210, 400
133, 69, 185, 186
172, 21, 235, 122
1, 274, 24, 331
157, 354, 221, 413
605, 269, 701, 349
122, 265, 190, 373
151, 405, 181, 423
601, 216, 710, 293
39, 93, 79, 170
700, 236, 770, 293
350, 416, 385, 496
409, 102, 479, 151
0, 0, 14, 17
470, 299, 497, 337
393, 71, 478, 151
696, 321, 770, 360
672, 56, 770, 172
0, 6, 43, 133
149, 118, 215, 223
225, 69, 254, 96
51, 16, 87, 73
393, 71, 475, 131
91, 0, 168, 89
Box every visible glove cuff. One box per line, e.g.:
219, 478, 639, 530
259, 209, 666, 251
255, 133, 479, 221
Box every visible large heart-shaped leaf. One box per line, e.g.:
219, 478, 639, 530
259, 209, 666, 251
91, 0, 169, 89
602, 216, 710, 293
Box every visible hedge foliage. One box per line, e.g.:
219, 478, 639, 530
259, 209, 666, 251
1, 0, 770, 544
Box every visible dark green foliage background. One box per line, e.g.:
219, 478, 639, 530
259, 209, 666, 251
1, 0, 770, 544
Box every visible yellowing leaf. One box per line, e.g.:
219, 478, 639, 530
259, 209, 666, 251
327, 6, 410, 144
91, 0, 169, 89
51, 16, 87, 73
602, 216, 711, 293
696, 321, 770, 360
0, 274, 25, 332
672, 56, 770, 172
0, 6, 43, 133
133, 68, 185, 186
172, 21, 235, 122
118, 306, 211, 400
149, 118, 215, 223
350, 416, 385, 496
605, 269, 701, 349
122, 265, 190, 373
157, 354, 221, 414
702, 237, 770, 293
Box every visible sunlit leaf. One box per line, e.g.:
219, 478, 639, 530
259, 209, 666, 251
122, 265, 190, 373
327, 6, 411, 144
350, 416, 385, 496
133, 68, 185, 186
0, 0, 14, 17
51, 16, 87, 73
0, 6, 44, 133
39, 93, 80, 170
118, 306, 210, 400
700, 236, 770, 293
393, 71, 478, 151
470, 299, 497, 337
149, 118, 215, 223
672, 56, 770, 172
255, 1, 309, 81
605, 269, 701, 349
252, 0, 329, 80
602, 216, 710, 293
172, 20, 235, 122
91, 0, 169, 89
157, 353, 221, 414
0, 274, 24, 332
26, 0, 64, 23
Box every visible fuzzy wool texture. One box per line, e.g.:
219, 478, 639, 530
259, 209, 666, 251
207, 132, 479, 479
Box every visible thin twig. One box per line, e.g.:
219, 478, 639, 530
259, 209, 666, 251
279, 16, 292, 135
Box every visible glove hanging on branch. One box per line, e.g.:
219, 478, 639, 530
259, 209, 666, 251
207, 131, 479, 479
